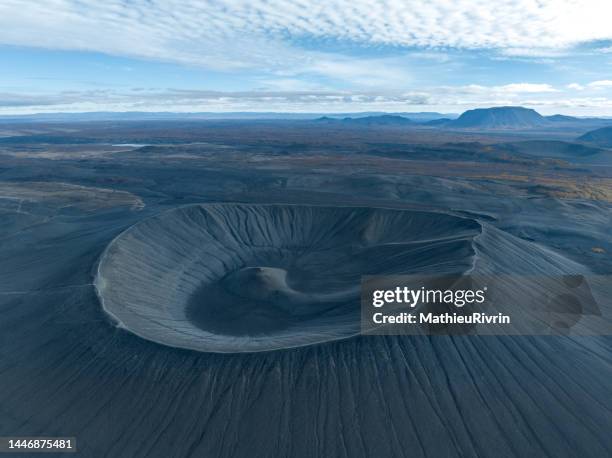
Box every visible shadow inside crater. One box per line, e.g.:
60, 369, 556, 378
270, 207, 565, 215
186, 265, 357, 337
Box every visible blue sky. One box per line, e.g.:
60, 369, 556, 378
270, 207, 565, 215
1, 0, 612, 115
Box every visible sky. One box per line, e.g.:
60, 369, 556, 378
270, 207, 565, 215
1, 0, 612, 115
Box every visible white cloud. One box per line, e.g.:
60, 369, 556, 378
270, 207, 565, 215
1, 0, 612, 72
498, 47, 568, 58
306, 57, 412, 88
3, 83, 611, 116
496, 83, 558, 93
2, 1, 612, 115
588, 80, 612, 88
452, 83, 558, 96
0, 88, 433, 114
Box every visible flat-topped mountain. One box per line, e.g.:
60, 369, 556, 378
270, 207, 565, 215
448, 106, 548, 129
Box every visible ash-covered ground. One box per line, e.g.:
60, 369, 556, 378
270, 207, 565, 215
0, 120, 611, 457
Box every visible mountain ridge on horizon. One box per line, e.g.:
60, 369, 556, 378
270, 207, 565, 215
0, 111, 457, 123
1, 106, 612, 128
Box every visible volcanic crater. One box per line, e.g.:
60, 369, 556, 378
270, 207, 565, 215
95, 203, 481, 352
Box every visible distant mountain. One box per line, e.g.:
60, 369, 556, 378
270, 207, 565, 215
578, 126, 612, 147
0, 111, 457, 123
448, 106, 549, 129
545, 114, 612, 130
0, 111, 327, 123
315, 115, 415, 126
424, 118, 452, 126
394, 112, 458, 121
325, 112, 456, 121
546, 114, 579, 122
344, 115, 415, 125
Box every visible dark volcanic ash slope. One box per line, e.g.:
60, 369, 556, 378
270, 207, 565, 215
0, 184, 611, 458
1, 142, 612, 458
1, 199, 611, 458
